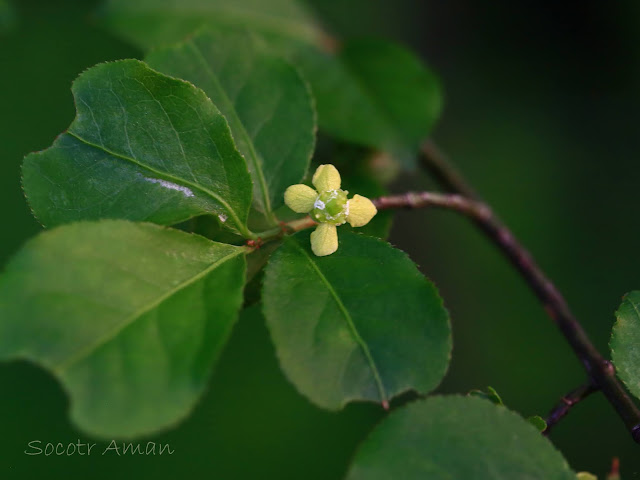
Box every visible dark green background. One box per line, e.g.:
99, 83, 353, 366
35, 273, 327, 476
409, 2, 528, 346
1, 0, 639, 477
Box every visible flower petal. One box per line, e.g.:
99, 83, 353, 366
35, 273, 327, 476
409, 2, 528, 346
312, 164, 341, 191
310, 223, 338, 256
347, 195, 377, 227
284, 184, 317, 213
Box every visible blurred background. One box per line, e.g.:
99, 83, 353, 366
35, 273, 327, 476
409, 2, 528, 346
1, 0, 639, 477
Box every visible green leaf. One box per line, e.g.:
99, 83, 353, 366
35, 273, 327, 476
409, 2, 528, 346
98, 0, 324, 51
146, 29, 316, 218
22, 59, 254, 237
528, 415, 548, 432
0, 220, 247, 437
262, 231, 451, 410
468, 386, 504, 406
294, 39, 442, 167
611, 291, 640, 400
346, 396, 576, 480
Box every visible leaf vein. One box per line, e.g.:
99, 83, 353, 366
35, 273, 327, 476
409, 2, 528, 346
54, 247, 246, 373
64, 131, 246, 234
186, 40, 273, 215
289, 239, 389, 405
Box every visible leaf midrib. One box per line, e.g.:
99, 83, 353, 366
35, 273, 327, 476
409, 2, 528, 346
66, 130, 248, 236
54, 246, 247, 373
185, 39, 274, 218
290, 238, 388, 404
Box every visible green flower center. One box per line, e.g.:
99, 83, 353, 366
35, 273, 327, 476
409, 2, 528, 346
312, 189, 348, 225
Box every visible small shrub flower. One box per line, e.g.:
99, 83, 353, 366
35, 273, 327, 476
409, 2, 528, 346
284, 164, 377, 256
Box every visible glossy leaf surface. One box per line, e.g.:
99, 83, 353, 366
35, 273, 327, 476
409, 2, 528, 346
262, 231, 451, 410
346, 396, 575, 480
0, 220, 247, 437
23, 60, 253, 236
147, 29, 315, 216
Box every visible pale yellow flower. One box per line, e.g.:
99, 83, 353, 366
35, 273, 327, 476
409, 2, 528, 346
284, 164, 377, 256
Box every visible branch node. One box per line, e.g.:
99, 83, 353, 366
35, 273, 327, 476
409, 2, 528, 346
602, 360, 616, 376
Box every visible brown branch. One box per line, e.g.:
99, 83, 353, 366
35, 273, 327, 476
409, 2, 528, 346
413, 144, 640, 443
263, 181, 640, 441
374, 189, 640, 441
543, 383, 598, 436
